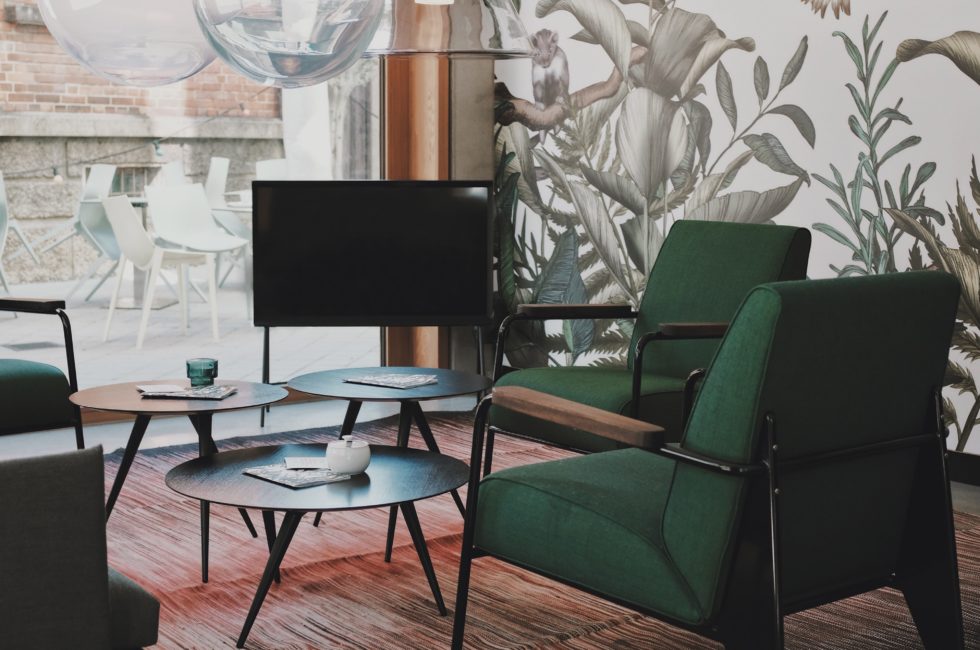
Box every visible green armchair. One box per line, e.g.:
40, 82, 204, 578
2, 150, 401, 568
488, 220, 811, 468
0, 298, 84, 449
454, 271, 963, 649
0, 446, 159, 649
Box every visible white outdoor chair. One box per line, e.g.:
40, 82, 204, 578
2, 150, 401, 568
102, 196, 218, 349
34, 164, 120, 302
205, 157, 252, 288
145, 183, 251, 311
0, 171, 40, 295
160, 160, 191, 185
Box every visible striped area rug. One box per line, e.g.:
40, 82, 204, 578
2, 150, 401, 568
103, 411, 980, 649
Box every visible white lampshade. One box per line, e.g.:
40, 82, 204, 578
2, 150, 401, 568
369, 0, 532, 59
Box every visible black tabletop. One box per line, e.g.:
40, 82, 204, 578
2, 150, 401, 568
288, 367, 491, 402
165, 444, 469, 512
70, 380, 288, 416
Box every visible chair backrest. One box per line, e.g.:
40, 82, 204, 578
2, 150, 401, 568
662, 271, 960, 620
204, 156, 230, 208
160, 159, 190, 185
79, 164, 116, 202
146, 183, 226, 247
0, 446, 112, 648
256, 158, 288, 180
103, 196, 156, 269
629, 221, 810, 378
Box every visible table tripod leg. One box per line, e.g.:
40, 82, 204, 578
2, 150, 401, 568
200, 501, 210, 583
261, 510, 281, 584
106, 414, 151, 519
411, 403, 465, 516
236, 511, 303, 649
385, 403, 414, 562
401, 501, 446, 615
313, 400, 363, 529
190, 414, 258, 583
339, 399, 362, 439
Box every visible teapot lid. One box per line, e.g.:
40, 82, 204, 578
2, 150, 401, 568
328, 435, 369, 449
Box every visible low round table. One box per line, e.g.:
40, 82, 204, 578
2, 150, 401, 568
166, 443, 468, 649
70, 379, 288, 581
288, 367, 490, 552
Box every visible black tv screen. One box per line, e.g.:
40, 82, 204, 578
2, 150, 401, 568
252, 180, 493, 327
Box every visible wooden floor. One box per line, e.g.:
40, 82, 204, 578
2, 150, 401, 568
0, 271, 380, 388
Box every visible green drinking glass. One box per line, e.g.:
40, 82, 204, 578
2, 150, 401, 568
186, 358, 218, 387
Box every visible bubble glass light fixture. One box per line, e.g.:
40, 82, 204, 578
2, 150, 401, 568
194, 0, 386, 88
37, 0, 216, 86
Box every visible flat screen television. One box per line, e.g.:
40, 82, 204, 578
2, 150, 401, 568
252, 180, 493, 327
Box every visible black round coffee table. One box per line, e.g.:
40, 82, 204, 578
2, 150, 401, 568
166, 443, 468, 649
288, 366, 490, 554
71, 379, 288, 582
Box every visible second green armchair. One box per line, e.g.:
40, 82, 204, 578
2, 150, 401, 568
489, 220, 811, 464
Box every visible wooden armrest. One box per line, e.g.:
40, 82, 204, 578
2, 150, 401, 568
658, 322, 728, 338
0, 298, 66, 315
515, 303, 637, 320
492, 386, 663, 449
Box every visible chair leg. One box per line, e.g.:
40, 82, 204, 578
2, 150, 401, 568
178, 262, 188, 333
244, 245, 253, 319
206, 254, 219, 340
137, 253, 163, 349
84, 258, 118, 301
897, 435, 964, 649
482, 429, 495, 477
65, 255, 106, 302
0, 264, 9, 294
11, 222, 40, 264
104, 258, 128, 342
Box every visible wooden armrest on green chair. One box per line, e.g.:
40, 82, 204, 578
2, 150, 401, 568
658, 322, 728, 338
0, 297, 67, 315
493, 304, 638, 381
629, 323, 728, 419
514, 303, 637, 320
492, 386, 664, 450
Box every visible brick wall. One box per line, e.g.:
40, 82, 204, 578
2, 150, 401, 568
0, 1, 280, 118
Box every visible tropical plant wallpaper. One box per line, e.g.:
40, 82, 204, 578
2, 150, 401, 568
492, 0, 980, 450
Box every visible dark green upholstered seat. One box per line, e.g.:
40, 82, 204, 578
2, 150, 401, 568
0, 447, 159, 649
491, 220, 811, 449
0, 359, 74, 434
457, 272, 964, 649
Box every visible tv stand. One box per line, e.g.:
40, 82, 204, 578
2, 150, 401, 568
259, 325, 487, 426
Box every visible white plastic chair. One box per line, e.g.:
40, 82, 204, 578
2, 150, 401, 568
102, 196, 218, 348
160, 160, 191, 185
35, 164, 120, 302
0, 171, 40, 295
204, 157, 252, 288
145, 183, 251, 311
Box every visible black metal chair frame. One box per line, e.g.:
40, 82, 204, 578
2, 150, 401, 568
0, 298, 84, 449
452, 390, 964, 649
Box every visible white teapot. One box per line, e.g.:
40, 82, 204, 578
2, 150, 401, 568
326, 435, 371, 475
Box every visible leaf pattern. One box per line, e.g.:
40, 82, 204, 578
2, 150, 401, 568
897, 31, 980, 86
687, 178, 805, 223
743, 133, 811, 183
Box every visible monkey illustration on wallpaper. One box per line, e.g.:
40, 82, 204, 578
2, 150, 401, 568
531, 29, 568, 143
